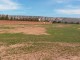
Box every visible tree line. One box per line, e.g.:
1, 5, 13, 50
0, 15, 39, 22
0, 15, 80, 24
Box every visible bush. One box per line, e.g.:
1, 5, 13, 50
70, 22, 74, 24
57, 21, 61, 23
52, 21, 56, 23
64, 21, 68, 24
76, 22, 79, 24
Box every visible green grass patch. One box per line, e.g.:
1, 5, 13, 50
0, 24, 80, 45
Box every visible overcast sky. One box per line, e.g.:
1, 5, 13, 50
0, 0, 80, 17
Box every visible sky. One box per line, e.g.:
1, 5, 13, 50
0, 0, 80, 18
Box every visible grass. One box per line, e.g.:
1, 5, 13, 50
0, 27, 14, 29
5, 43, 80, 57
0, 24, 80, 45
0, 24, 80, 60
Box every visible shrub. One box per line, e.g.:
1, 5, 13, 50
64, 21, 68, 24
76, 22, 79, 24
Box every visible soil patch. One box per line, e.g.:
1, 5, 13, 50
0, 26, 49, 35
0, 42, 80, 60
0, 20, 51, 25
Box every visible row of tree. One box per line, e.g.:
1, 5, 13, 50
0, 15, 80, 24
0, 15, 39, 22
0, 15, 9, 20
52, 20, 80, 24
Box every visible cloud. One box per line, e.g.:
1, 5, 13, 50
53, 0, 80, 14
56, 0, 64, 3
52, 0, 80, 3
66, 5, 76, 8
0, 0, 19, 10
55, 0, 66, 3
49, 0, 68, 3
56, 9, 80, 14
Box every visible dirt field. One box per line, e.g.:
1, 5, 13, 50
0, 20, 80, 60
0, 20, 50, 35
0, 42, 80, 60
0, 26, 49, 35
0, 20, 51, 25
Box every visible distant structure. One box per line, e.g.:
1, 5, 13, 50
38, 18, 41, 22
0, 14, 80, 24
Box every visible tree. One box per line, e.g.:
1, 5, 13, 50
10, 17, 13, 20
76, 22, 79, 24
64, 21, 68, 24
57, 21, 61, 23
5, 15, 9, 20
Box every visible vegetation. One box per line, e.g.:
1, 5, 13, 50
0, 24, 80, 45
0, 15, 39, 22
0, 15, 80, 24
0, 24, 80, 60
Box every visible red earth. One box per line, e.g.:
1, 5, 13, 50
0, 20, 51, 25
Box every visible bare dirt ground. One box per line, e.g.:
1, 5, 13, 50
0, 20, 50, 35
0, 20, 80, 60
0, 25, 49, 35
0, 42, 80, 60
0, 20, 51, 25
